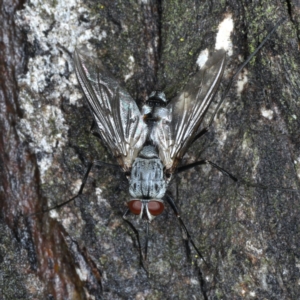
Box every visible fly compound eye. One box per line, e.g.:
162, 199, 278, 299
148, 200, 164, 216
128, 200, 142, 215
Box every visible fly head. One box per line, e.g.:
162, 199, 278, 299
127, 198, 165, 221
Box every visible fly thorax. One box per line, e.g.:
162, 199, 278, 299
142, 91, 168, 133
147, 91, 167, 107
129, 146, 167, 198
138, 145, 159, 158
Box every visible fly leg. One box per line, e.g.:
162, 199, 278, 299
177, 160, 237, 182
94, 160, 120, 169
191, 127, 209, 145
190, 18, 287, 149
29, 161, 119, 217
164, 193, 209, 296
122, 209, 148, 273
164, 194, 207, 264
145, 221, 149, 261
27, 162, 94, 217
186, 127, 238, 182
90, 120, 102, 140
178, 159, 299, 192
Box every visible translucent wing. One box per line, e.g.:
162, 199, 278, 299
74, 49, 148, 172
150, 49, 226, 173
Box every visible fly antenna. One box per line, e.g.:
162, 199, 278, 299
208, 17, 286, 127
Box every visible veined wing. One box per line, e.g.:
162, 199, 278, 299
150, 49, 226, 173
74, 49, 148, 172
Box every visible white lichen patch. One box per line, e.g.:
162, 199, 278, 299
60, 209, 78, 228
17, 89, 69, 181
251, 153, 260, 180
241, 135, 251, 151
124, 55, 135, 82
69, 72, 83, 105
261, 107, 274, 120
249, 291, 256, 297
295, 157, 300, 181
215, 15, 234, 56
218, 130, 228, 147
196, 49, 209, 68
49, 209, 59, 219
241, 134, 259, 180
71, 179, 83, 195
237, 69, 248, 96
75, 267, 88, 281
258, 263, 268, 290
139, 0, 151, 4
15, 0, 107, 183
246, 240, 263, 255
120, 266, 138, 279
190, 277, 200, 285
95, 188, 111, 208
135, 291, 151, 300
196, 20, 233, 68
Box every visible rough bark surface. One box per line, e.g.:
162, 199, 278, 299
1, 0, 300, 299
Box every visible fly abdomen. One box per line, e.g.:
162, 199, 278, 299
129, 146, 167, 199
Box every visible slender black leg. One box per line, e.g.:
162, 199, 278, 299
188, 19, 287, 157
191, 127, 209, 145
178, 160, 298, 192
27, 162, 94, 217
90, 120, 96, 132
190, 19, 286, 149
178, 159, 237, 182
91, 131, 102, 140
145, 222, 149, 261
206, 18, 286, 129
94, 160, 120, 169
90, 120, 102, 140
164, 194, 207, 265
122, 209, 148, 273
28, 160, 121, 218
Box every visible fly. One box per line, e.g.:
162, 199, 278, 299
42, 18, 285, 270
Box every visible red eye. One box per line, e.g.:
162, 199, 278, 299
148, 201, 164, 216
128, 200, 142, 215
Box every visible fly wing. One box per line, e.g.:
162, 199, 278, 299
150, 49, 226, 173
74, 49, 148, 172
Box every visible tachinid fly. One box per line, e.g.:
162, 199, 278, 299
72, 47, 228, 264
49, 19, 284, 268
74, 48, 225, 219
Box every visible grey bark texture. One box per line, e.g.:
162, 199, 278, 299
1, 0, 300, 299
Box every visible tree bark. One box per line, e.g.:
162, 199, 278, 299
1, 0, 300, 299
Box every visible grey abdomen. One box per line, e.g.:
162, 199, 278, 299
129, 156, 166, 199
